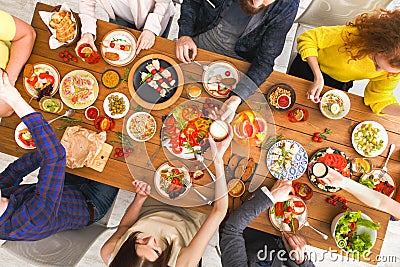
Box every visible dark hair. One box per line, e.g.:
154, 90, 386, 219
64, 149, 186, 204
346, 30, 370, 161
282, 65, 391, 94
109, 232, 173, 267
342, 9, 400, 70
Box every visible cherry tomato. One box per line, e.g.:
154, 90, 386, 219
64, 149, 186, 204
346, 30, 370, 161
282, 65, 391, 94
159, 67, 164, 72
167, 76, 173, 82
58, 52, 65, 58
62, 57, 69, 63
151, 69, 157, 75
286, 206, 293, 212
72, 96, 78, 103
120, 44, 125, 50
72, 57, 78, 63
110, 42, 115, 48
27, 76, 38, 87
156, 87, 161, 92
349, 222, 356, 231
158, 78, 164, 84
46, 74, 55, 84
39, 73, 47, 79
225, 71, 231, 76
283, 218, 290, 224
146, 77, 152, 83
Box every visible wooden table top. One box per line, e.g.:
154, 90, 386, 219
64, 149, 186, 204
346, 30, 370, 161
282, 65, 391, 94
1, 2, 400, 264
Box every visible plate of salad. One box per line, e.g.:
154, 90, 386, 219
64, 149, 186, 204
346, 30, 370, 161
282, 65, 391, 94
331, 211, 380, 255
359, 170, 396, 198
162, 104, 212, 159
269, 195, 307, 233
266, 140, 308, 180
23, 63, 60, 100
154, 162, 189, 200
308, 147, 351, 193
352, 121, 388, 157
15, 122, 36, 149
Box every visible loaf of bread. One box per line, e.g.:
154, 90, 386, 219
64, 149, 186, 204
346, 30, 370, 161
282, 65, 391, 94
49, 11, 76, 43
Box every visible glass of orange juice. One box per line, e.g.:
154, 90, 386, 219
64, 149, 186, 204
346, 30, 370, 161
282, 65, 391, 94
186, 84, 202, 99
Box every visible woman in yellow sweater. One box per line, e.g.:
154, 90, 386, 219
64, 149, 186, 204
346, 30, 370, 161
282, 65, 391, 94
288, 9, 400, 116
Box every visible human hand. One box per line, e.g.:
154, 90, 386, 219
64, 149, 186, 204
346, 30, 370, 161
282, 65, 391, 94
319, 167, 345, 188
307, 78, 324, 103
132, 180, 151, 198
0, 69, 22, 106
75, 32, 97, 58
270, 180, 294, 203
136, 30, 156, 55
281, 232, 307, 265
208, 124, 233, 160
210, 95, 242, 123
176, 36, 197, 63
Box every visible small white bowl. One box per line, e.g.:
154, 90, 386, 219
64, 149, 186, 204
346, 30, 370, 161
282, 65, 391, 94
319, 90, 350, 120
84, 106, 99, 121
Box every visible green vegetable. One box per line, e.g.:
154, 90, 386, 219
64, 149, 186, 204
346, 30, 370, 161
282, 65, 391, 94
359, 176, 376, 189
334, 211, 380, 254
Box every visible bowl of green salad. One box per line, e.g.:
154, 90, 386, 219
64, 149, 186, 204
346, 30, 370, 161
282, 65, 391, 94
331, 211, 380, 255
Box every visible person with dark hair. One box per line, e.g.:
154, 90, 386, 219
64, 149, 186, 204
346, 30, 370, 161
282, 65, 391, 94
0, 9, 36, 117
289, 9, 400, 116
175, 0, 300, 123
220, 180, 316, 267
101, 129, 233, 266
0, 69, 118, 240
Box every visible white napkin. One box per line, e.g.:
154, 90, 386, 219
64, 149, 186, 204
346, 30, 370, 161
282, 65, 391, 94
39, 3, 77, 49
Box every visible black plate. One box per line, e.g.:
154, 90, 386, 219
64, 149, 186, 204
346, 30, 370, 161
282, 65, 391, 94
265, 83, 296, 112
133, 59, 178, 104
307, 148, 352, 193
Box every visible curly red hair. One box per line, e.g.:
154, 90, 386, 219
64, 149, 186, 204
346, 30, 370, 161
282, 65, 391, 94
343, 9, 400, 68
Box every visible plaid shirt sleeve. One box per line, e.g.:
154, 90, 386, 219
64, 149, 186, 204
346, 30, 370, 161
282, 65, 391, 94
13, 112, 66, 226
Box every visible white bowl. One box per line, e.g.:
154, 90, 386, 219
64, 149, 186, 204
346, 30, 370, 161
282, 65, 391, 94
319, 90, 350, 120
331, 212, 377, 253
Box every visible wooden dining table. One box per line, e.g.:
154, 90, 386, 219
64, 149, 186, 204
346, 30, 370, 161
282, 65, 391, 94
1, 2, 400, 265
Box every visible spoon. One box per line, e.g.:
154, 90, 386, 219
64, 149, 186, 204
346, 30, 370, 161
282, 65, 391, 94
193, 61, 209, 72
47, 108, 75, 124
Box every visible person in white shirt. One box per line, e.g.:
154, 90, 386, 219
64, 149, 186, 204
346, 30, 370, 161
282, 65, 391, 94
75, 0, 173, 56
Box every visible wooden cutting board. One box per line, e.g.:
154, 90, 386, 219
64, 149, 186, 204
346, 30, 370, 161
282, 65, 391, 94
88, 143, 113, 172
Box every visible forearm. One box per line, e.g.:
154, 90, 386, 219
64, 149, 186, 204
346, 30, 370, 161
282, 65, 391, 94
7, 96, 35, 118
7, 32, 36, 86
305, 56, 323, 81
118, 195, 147, 228
342, 179, 400, 217
79, 0, 98, 36
213, 156, 228, 213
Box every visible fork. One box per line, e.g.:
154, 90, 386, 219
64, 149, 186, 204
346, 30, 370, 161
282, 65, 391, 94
298, 217, 328, 239
193, 61, 209, 72
183, 179, 213, 206
194, 153, 216, 181
47, 108, 75, 124
378, 144, 395, 178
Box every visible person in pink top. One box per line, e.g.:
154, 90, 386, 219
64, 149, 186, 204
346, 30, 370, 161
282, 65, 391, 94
75, 0, 173, 56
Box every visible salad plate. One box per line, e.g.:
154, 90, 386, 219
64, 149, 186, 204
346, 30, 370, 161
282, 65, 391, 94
23, 63, 60, 99
126, 112, 156, 142
100, 29, 137, 66
162, 103, 212, 160
154, 162, 189, 200
128, 54, 183, 110
331, 211, 380, 255
269, 195, 307, 233
103, 92, 130, 119
15, 122, 36, 149
60, 70, 99, 109
308, 147, 351, 192
352, 121, 388, 157
266, 140, 308, 180
319, 89, 350, 120
202, 60, 239, 98
359, 169, 395, 198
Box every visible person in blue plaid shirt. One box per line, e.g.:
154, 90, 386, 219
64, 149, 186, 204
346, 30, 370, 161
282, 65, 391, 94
0, 69, 118, 241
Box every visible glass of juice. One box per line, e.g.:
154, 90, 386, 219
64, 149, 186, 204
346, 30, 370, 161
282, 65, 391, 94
186, 84, 202, 99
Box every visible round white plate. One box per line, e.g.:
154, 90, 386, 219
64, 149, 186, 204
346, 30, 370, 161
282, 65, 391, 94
351, 121, 388, 157
319, 89, 350, 120
15, 122, 36, 149
266, 140, 308, 180
23, 63, 60, 99
202, 61, 239, 98
269, 195, 307, 232
103, 92, 130, 119
359, 169, 395, 198
126, 112, 156, 142
60, 70, 99, 110
154, 162, 190, 200
101, 29, 137, 67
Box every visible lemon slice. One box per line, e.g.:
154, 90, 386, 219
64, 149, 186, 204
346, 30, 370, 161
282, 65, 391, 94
81, 47, 93, 55
294, 109, 304, 121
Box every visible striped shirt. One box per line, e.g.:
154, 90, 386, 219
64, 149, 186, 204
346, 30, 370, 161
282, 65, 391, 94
0, 112, 90, 240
